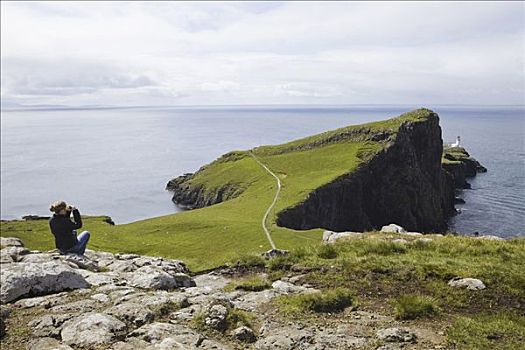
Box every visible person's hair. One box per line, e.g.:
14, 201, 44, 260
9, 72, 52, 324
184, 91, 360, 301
49, 200, 67, 213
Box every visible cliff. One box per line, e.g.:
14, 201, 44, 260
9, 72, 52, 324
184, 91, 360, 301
167, 109, 485, 233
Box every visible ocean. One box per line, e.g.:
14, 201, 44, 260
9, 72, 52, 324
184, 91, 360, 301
1, 105, 524, 237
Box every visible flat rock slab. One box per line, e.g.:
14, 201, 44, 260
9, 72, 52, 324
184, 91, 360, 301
27, 337, 74, 350
60, 312, 126, 348
0, 261, 89, 303
0, 237, 24, 247
128, 322, 203, 346
376, 327, 417, 343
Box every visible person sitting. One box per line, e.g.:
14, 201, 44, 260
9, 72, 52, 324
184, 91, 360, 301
49, 200, 90, 255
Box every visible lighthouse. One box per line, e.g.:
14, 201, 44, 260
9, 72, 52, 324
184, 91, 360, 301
451, 136, 461, 148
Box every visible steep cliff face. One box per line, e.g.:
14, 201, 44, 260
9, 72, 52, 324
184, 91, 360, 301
276, 112, 456, 233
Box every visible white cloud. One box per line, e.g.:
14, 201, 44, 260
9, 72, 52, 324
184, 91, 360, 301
1, 1, 523, 106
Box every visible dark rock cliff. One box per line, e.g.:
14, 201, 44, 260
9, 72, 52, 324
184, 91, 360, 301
277, 111, 456, 233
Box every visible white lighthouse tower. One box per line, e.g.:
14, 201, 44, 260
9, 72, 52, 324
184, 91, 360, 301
451, 136, 461, 148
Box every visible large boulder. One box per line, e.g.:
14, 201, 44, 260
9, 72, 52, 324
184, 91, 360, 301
0, 261, 89, 303
60, 313, 126, 348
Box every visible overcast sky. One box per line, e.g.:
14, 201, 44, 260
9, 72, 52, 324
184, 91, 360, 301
1, 1, 524, 107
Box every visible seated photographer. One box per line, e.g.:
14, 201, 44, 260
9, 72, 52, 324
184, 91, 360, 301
49, 200, 90, 255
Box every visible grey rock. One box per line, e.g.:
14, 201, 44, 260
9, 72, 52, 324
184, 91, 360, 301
105, 302, 154, 326
477, 235, 504, 241
129, 322, 203, 346
91, 293, 110, 303
391, 238, 408, 244
13, 292, 69, 309
84, 271, 123, 287
376, 327, 417, 343
271, 280, 317, 294
0, 246, 30, 263
128, 266, 194, 290
0, 305, 10, 320
111, 338, 151, 350
28, 314, 73, 337
26, 337, 74, 350
204, 304, 228, 331
62, 254, 99, 271
448, 277, 486, 290
255, 327, 314, 349
0, 261, 89, 303
381, 224, 406, 233
0, 318, 4, 339
60, 313, 126, 348
323, 230, 362, 243
232, 326, 257, 343
262, 249, 289, 259
0, 237, 24, 247
50, 299, 98, 313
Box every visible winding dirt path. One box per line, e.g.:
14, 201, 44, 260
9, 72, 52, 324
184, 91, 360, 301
250, 152, 279, 250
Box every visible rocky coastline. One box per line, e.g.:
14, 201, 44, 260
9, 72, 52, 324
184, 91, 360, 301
167, 111, 486, 233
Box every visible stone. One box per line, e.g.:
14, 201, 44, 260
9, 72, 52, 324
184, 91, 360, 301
0, 237, 24, 247
376, 327, 417, 343
91, 293, 110, 303
62, 254, 100, 271
381, 224, 406, 233
0, 246, 30, 263
0, 318, 5, 339
416, 238, 433, 243
0, 261, 89, 303
271, 280, 317, 294
204, 304, 228, 331
129, 322, 203, 346
50, 299, 98, 313
28, 314, 73, 337
0, 305, 10, 320
262, 249, 289, 259
254, 327, 313, 349
477, 235, 504, 241
111, 338, 151, 350
128, 266, 194, 290
323, 230, 362, 243
105, 302, 154, 326
232, 326, 257, 343
13, 292, 69, 309
392, 238, 408, 244
60, 313, 126, 348
84, 271, 123, 287
27, 337, 74, 350
448, 277, 486, 290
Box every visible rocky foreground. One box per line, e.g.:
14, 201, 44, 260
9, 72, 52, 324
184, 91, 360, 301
0, 231, 497, 350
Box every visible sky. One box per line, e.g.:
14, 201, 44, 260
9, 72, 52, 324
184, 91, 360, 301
1, 1, 524, 107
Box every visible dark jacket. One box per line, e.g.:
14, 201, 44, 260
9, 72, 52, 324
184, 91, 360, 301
49, 209, 82, 251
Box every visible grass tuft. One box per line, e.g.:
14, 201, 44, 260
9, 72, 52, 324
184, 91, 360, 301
225, 275, 271, 292
277, 287, 355, 315
394, 295, 441, 320
317, 244, 338, 259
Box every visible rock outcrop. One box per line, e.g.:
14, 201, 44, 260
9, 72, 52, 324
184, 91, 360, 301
0, 237, 448, 349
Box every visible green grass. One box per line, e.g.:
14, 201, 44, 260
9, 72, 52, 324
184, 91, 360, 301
394, 295, 441, 320
277, 287, 356, 316
447, 313, 525, 350
224, 275, 271, 292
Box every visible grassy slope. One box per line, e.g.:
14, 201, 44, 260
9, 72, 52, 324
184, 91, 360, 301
0, 109, 475, 271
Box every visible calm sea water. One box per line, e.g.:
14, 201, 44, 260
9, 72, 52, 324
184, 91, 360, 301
1, 105, 524, 237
